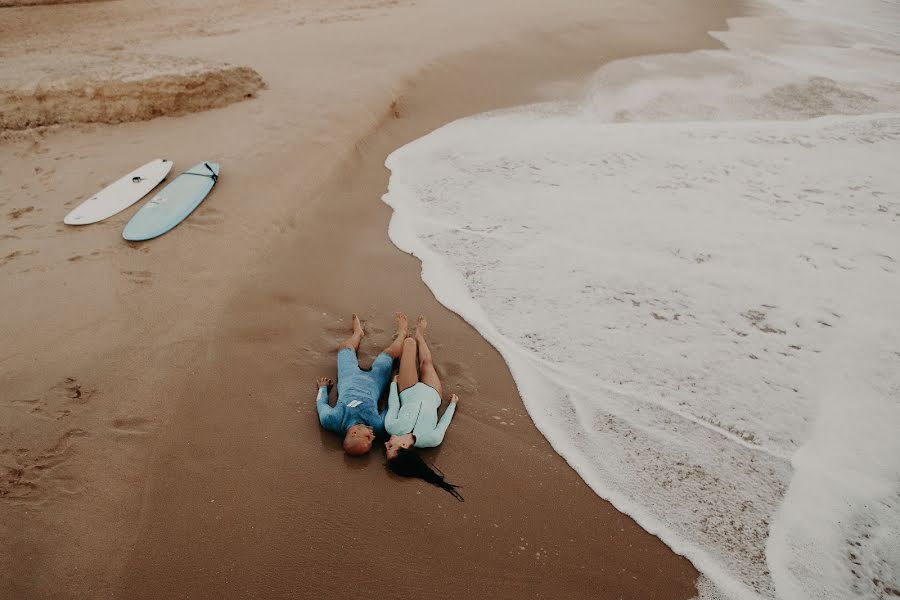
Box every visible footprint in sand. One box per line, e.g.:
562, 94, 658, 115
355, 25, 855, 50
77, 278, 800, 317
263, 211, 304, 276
0, 251, 22, 266
121, 270, 153, 284
54, 376, 93, 403
0, 428, 88, 502
3, 376, 98, 500
15, 377, 96, 420
7, 206, 35, 220
0, 249, 38, 268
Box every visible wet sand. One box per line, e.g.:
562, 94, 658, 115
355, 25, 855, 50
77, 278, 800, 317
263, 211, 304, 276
1, 0, 741, 597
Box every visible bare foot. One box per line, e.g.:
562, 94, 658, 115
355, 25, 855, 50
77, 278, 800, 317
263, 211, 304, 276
415, 315, 427, 339
351, 313, 364, 336
394, 311, 408, 338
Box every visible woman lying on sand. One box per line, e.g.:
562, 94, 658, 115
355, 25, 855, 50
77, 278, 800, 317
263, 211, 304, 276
384, 317, 463, 501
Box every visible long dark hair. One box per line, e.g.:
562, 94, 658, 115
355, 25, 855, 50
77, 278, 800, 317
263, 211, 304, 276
387, 448, 464, 502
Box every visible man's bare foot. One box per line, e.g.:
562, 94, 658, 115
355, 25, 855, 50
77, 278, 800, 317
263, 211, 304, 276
415, 315, 427, 340
351, 313, 364, 336
394, 311, 409, 338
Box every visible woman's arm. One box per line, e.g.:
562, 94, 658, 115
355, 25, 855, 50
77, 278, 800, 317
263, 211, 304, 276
415, 394, 459, 448
383, 377, 402, 435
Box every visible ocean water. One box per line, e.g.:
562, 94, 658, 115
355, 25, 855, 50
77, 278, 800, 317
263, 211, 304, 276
382, 2, 900, 600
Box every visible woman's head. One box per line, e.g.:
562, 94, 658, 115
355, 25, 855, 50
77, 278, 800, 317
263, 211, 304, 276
386, 448, 464, 502
384, 433, 414, 459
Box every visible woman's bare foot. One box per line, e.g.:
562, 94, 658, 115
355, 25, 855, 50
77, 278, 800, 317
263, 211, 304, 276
415, 315, 427, 340
394, 311, 408, 338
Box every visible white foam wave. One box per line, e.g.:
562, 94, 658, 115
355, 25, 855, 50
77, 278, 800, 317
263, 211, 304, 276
383, 1, 900, 599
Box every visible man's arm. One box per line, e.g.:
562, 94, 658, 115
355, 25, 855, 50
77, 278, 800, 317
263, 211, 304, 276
315, 377, 340, 432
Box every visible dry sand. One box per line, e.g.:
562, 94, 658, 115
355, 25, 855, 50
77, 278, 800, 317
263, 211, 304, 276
1, 0, 741, 597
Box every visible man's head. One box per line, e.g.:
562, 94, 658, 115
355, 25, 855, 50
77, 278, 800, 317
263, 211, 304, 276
343, 424, 375, 456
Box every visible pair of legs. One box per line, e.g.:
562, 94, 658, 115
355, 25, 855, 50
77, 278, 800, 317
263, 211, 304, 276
338, 312, 408, 361
397, 317, 443, 398
334, 312, 406, 456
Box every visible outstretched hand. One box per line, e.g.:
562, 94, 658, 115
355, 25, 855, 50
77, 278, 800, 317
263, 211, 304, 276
450, 393, 459, 404
316, 376, 334, 390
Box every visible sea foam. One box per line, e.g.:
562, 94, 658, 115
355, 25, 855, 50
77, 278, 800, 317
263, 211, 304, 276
383, 2, 900, 599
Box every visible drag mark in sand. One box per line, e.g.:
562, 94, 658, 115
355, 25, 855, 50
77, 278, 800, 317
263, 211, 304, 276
120, 270, 154, 285
185, 206, 225, 232
110, 417, 153, 435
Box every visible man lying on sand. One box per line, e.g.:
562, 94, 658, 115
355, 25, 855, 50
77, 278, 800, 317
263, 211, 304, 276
315, 312, 407, 455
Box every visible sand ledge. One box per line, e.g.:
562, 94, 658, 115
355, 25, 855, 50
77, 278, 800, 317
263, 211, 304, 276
0, 0, 104, 6
0, 54, 265, 130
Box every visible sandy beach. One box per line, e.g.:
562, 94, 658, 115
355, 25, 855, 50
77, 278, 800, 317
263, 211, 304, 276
1, 0, 742, 597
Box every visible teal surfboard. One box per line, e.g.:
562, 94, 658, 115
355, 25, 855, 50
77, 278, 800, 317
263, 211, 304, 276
123, 162, 220, 241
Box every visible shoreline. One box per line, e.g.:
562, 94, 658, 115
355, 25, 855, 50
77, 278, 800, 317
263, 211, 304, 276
1, 1, 745, 597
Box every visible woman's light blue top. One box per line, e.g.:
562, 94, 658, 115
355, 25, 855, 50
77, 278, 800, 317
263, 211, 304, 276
384, 381, 456, 448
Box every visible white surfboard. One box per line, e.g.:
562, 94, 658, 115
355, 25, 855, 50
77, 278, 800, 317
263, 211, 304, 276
64, 159, 173, 225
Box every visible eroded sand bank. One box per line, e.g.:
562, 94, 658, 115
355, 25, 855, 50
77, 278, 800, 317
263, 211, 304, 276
0, 54, 263, 130
0, 0, 105, 7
